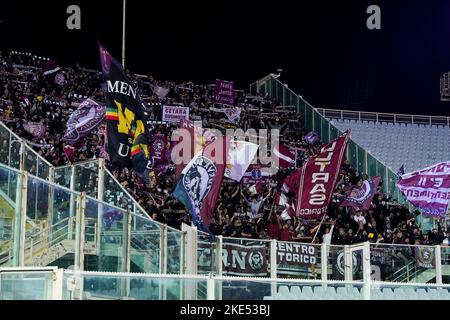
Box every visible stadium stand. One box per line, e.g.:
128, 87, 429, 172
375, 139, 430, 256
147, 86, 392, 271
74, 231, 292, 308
0, 50, 450, 300
328, 117, 450, 172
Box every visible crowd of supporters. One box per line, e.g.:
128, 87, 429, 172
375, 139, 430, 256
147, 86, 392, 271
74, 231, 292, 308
1, 50, 448, 247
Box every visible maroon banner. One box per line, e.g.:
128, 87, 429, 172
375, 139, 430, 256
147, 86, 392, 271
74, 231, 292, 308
277, 242, 318, 274
23, 122, 46, 139
222, 242, 268, 276
214, 79, 235, 105
150, 134, 168, 164
284, 131, 350, 219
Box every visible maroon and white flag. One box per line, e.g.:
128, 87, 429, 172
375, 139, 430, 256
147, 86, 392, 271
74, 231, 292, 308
283, 131, 350, 219
23, 122, 46, 139
272, 144, 296, 168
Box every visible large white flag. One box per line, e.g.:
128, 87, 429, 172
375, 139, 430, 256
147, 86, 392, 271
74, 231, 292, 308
225, 140, 259, 182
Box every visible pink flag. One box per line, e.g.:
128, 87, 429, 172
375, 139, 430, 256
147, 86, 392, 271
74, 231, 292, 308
397, 162, 450, 219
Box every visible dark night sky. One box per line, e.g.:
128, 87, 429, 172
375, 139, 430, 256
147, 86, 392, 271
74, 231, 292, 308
1, 0, 450, 116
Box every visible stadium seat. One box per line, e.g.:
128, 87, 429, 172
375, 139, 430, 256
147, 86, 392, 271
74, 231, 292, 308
290, 286, 302, 298
300, 286, 314, 300
278, 286, 291, 299
381, 288, 395, 300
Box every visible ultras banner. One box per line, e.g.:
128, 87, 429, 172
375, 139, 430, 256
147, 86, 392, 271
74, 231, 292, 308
283, 130, 350, 219
99, 44, 154, 181
397, 161, 450, 219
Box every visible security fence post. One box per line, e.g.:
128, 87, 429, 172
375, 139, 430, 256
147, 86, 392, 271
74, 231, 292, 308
363, 242, 371, 300
436, 245, 442, 285
321, 242, 328, 281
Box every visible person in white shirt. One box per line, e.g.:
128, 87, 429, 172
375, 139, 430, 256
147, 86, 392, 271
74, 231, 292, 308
354, 210, 366, 225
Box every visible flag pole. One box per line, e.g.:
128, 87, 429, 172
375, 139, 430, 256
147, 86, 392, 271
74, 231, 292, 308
122, 0, 126, 69
311, 214, 327, 243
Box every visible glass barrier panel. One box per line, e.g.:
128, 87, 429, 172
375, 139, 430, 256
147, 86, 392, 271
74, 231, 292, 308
0, 271, 54, 300
37, 158, 50, 180
167, 227, 183, 274
348, 140, 358, 168
63, 272, 208, 300
197, 231, 217, 274
23, 147, 38, 176
321, 118, 330, 143
329, 124, 340, 141
326, 245, 348, 281
441, 247, 450, 271
357, 145, 366, 174
375, 160, 387, 192
370, 243, 437, 283
53, 166, 72, 189
103, 170, 134, 210
313, 111, 322, 137
9, 139, 21, 170
24, 176, 75, 268
130, 213, 161, 274
276, 241, 321, 280
304, 104, 313, 133
276, 81, 284, 103
73, 161, 99, 198
0, 125, 10, 166
221, 238, 271, 278
84, 198, 127, 273
387, 169, 397, 197
0, 166, 19, 267
367, 153, 377, 178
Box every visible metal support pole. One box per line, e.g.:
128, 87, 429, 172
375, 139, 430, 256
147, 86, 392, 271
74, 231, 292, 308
74, 193, 86, 271
362, 242, 371, 300
435, 245, 442, 285
52, 268, 64, 300
270, 239, 277, 278
207, 274, 215, 300
321, 242, 328, 281
97, 159, 105, 255
216, 236, 223, 300
216, 236, 223, 276
13, 171, 27, 267
68, 166, 76, 241
344, 245, 351, 281
160, 224, 168, 274
270, 239, 277, 297
122, 0, 126, 69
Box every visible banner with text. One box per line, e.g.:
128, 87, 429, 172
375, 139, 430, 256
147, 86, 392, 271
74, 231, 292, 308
214, 79, 235, 105
397, 161, 450, 219
276, 242, 317, 275
283, 131, 350, 219
162, 105, 189, 123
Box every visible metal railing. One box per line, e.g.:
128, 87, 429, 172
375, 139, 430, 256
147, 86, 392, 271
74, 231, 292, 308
316, 108, 450, 126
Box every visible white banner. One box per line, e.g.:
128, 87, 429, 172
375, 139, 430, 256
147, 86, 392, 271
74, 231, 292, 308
225, 140, 259, 182
162, 105, 190, 123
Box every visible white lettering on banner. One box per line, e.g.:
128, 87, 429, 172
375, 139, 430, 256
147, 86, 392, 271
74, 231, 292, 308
162, 106, 190, 123
277, 242, 317, 267
107, 80, 137, 99
309, 143, 335, 206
